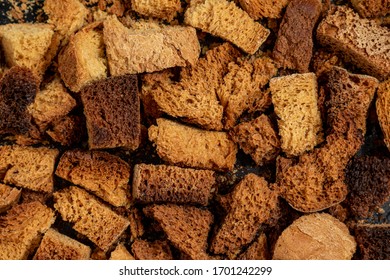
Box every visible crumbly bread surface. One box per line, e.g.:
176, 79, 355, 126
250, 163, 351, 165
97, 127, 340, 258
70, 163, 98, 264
0, 202, 55, 260
0, 183, 21, 214
185, 0, 270, 54
131, 0, 182, 21
149, 118, 237, 171
270, 73, 323, 156
132, 164, 215, 206
81, 74, 141, 150
110, 243, 134, 260
0, 145, 59, 193
237, 233, 268, 260
211, 174, 279, 258
376, 79, 390, 151
351, 0, 390, 18
354, 224, 390, 260
144, 204, 213, 260
230, 114, 280, 165
53, 186, 130, 251
56, 149, 131, 207
273, 0, 322, 73
317, 6, 390, 80
46, 115, 85, 146
311, 49, 344, 77
238, 0, 289, 19
58, 23, 107, 92
0, 67, 38, 136
33, 228, 91, 260
103, 16, 200, 75
131, 239, 173, 260
273, 213, 356, 260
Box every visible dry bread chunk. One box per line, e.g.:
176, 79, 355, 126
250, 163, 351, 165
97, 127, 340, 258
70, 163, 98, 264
311, 49, 344, 77
210, 174, 279, 258
46, 115, 85, 146
149, 118, 237, 171
131, 239, 173, 260
230, 114, 280, 165
44, 0, 89, 47
142, 43, 240, 130
0, 202, 55, 260
237, 233, 268, 260
56, 149, 131, 207
273, 213, 356, 260
58, 22, 107, 93
81, 74, 141, 150
0, 67, 38, 136
270, 73, 323, 157
376, 79, 390, 151
238, 0, 290, 19
345, 156, 390, 219
33, 228, 91, 260
132, 164, 215, 206
354, 224, 390, 260
53, 186, 130, 252
110, 243, 134, 260
0, 145, 59, 193
351, 0, 390, 18
131, 0, 182, 21
184, 0, 270, 54
0, 184, 21, 214
326, 66, 378, 135
144, 204, 213, 260
28, 78, 76, 131
273, 0, 322, 73
317, 6, 390, 80
0, 23, 58, 78
103, 16, 200, 75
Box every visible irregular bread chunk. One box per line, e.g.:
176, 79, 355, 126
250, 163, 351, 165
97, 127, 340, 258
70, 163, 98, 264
238, 0, 290, 19
354, 224, 390, 260
110, 243, 134, 260
46, 115, 85, 146
131, 239, 173, 260
148, 118, 237, 171
131, 0, 182, 21
376, 79, 390, 151
0, 202, 55, 260
184, 0, 270, 54
273, 213, 356, 260
351, 0, 390, 18
0, 145, 59, 193
103, 16, 200, 75
0, 183, 21, 214
33, 228, 91, 260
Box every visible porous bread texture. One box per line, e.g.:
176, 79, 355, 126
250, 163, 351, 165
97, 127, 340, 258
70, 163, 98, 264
53, 186, 130, 252
44, 0, 89, 47
230, 114, 280, 165
238, 0, 290, 19
46, 115, 85, 146
311, 49, 344, 77
144, 204, 213, 260
210, 174, 279, 258
131, 0, 182, 21
131, 239, 173, 260
132, 164, 215, 206
0, 23, 58, 78
376, 79, 390, 151
33, 228, 91, 260
272, 0, 322, 73
326, 66, 378, 135
345, 156, 390, 219
128, 208, 145, 242
148, 118, 237, 171
354, 224, 390, 260
0, 145, 59, 193
270, 72, 323, 157
110, 243, 134, 260
28, 78, 76, 131
58, 22, 107, 93
317, 6, 390, 80
184, 0, 270, 54
273, 213, 356, 260
55, 149, 131, 207
0, 202, 55, 260
0, 67, 38, 136
351, 0, 390, 18
0, 183, 21, 214
103, 15, 200, 75
81, 74, 141, 150
236, 233, 268, 260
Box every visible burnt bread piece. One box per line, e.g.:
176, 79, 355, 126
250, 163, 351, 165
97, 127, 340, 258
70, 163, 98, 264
132, 164, 215, 206
0, 183, 21, 214
81, 74, 141, 150
56, 149, 131, 207
273, 0, 323, 73
0, 66, 38, 136
354, 224, 390, 260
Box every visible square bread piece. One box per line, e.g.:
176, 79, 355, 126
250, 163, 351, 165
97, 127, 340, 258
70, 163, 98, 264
81, 74, 141, 150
